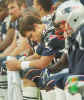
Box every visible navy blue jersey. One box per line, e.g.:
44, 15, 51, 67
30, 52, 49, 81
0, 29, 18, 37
40, 14, 65, 60
0, 21, 7, 40
10, 19, 19, 30
67, 24, 84, 75
36, 26, 65, 57
0, 16, 11, 41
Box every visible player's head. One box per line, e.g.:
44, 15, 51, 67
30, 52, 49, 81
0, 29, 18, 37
19, 15, 45, 43
54, 1, 84, 38
8, 0, 27, 20
0, 0, 8, 21
33, 0, 54, 16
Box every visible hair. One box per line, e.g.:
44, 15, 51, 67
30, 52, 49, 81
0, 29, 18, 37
19, 15, 42, 37
7, 0, 27, 7
0, 0, 8, 10
0, 0, 8, 20
35, 0, 53, 12
22, 7, 40, 18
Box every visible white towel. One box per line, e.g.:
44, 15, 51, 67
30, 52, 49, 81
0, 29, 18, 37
7, 71, 23, 100
7, 56, 23, 100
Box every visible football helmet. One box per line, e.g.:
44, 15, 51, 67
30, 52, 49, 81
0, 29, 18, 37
54, 1, 84, 37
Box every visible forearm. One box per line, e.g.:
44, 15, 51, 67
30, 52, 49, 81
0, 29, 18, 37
0, 45, 17, 57
0, 28, 15, 51
48, 53, 68, 73
10, 46, 26, 56
10, 37, 31, 56
28, 55, 54, 69
25, 53, 41, 61
6, 55, 53, 71
0, 39, 13, 51
0, 37, 17, 57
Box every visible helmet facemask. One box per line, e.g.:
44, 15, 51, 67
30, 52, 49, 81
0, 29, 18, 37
54, 20, 65, 40
54, 20, 73, 39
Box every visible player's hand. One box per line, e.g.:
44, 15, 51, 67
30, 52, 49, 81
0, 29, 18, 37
6, 58, 21, 71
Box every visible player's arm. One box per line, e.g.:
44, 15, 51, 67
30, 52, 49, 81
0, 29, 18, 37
48, 53, 68, 73
0, 28, 15, 51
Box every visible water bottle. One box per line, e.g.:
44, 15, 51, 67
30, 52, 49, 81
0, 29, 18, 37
68, 77, 79, 94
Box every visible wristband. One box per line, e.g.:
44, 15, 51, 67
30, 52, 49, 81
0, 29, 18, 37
7, 56, 15, 60
21, 61, 30, 70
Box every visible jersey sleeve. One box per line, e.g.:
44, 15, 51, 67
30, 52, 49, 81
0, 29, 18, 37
36, 36, 65, 56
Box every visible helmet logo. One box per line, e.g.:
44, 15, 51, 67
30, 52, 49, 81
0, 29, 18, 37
62, 5, 80, 15
62, 7, 72, 14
